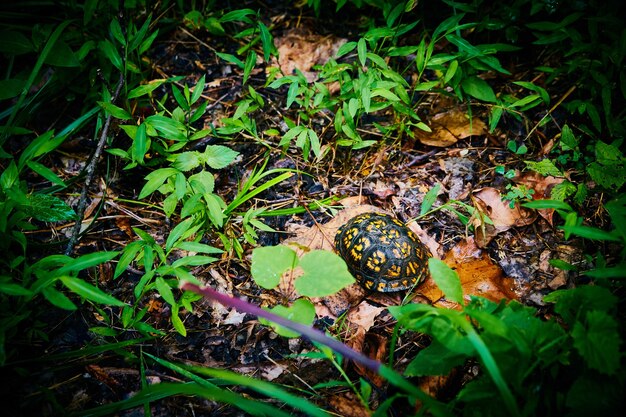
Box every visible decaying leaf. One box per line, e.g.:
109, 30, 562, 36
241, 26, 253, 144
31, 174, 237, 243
274, 29, 347, 82
472, 187, 537, 247
415, 108, 487, 147
417, 237, 518, 307
514, 171, 565, 225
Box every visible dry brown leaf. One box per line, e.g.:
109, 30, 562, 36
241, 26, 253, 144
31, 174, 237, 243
472, 187, 537, 246
417, 237, 517, 307
273, 30, 346, 82
514, 171, 564, 225
415, 109, 487, 147
328, 392, 371, 417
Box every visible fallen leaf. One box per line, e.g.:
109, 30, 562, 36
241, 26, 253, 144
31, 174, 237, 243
472, 187, 537, 246
417, 237, 518, 307
415, 109, 487, 147
514, 171, 564, 225
273, 29, 347, 82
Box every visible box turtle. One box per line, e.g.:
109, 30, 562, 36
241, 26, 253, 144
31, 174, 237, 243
335, 212, 431, 292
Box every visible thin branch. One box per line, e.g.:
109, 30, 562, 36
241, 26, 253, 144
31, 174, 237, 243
65, 73, 125, 255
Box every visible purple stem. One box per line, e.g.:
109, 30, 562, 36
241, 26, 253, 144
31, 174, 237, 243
180, 281, 381, 373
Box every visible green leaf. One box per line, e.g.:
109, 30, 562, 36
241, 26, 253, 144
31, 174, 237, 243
204, 145, 239, 169
0, 79, 27, 100
357, 38, 367, 67
44, 39, 80, 67
261, 299, 316, 338
98, 101, 132, 120
109, 19, 126, 45
128, 80, 167, 99
57, 251, 119, 275
429, 258, 464, 304
216, 52, 244, 68
243, 50, 256, 84
190, 75, 206, 104
286, 81, 299, 109
139, 168, 179, 199
251, 246, 298, 289
165, 217, 196, 253
60, 276, 126, 307
0, 30, 33, 54
171, 304, 187, 336
114, 241, 144, 279
258, 22, 273, 61
21, 193, 76, 222
461, 76, 497, 102
42, 286, 77, 310
27, 161, 66, 186
99, 39, 123, 70
421, 183, 440, 215
155, 277, 176, 306
405, 340, 467, 376
524, 159, 562, 177
562, 225, 621, 242
296, 250, 355, 297
188, 170, 215, 195
172, 151, 202, 171
572, 310, 621, 375
145, 115, 188, 141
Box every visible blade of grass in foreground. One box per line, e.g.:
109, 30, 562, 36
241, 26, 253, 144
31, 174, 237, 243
69, 381, 291, 417
145, 352, 329, 417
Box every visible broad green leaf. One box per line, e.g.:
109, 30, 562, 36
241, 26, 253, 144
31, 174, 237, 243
261, 299, 316, 338
27, 161, 66, 186
114, 241, 144, 279
204, 145, 239, 169
405, 340, 467, 376
155, 276, 176, 306
165, 217, 195, 253
190, 75, 206, 104
57, 251, 119, 275
175, 241, 223, 254
243, 50, 256, 84
172, 151, 202, 171
139, 167, 179, 199
171, 304, 187, 336
128, 80, 167, 99
0, 30, 33, 54
572, 310, 621, 375
251, 246, 298, 289
43, 286, 77, 310
188, 170, 215, 194
429, 258, 464, 304
0, 79, 27, 100
258, 22, 273, 61
296, 250, 355, 297
99, 39, 123, 70
109, 19, 126, 45
98, 101, 132, 120
357, 38, 367, 67
21, 193, 76, 222
563, 225, 621, 242
60, 276, 126, 306
286, 81, 299, 108
421, 183, 441, 215
461, 76, 497, 102
44, 39, 80, 67
524, 159, 562, 177
171, 256, 219, 268
145, 115, 188, 141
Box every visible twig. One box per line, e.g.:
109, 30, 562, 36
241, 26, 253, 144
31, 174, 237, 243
65, 73, 125, 255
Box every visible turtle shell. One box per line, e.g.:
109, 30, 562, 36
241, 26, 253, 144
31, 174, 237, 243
335, 212, 431, 292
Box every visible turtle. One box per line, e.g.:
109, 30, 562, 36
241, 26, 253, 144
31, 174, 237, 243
334, 212, 431, 292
